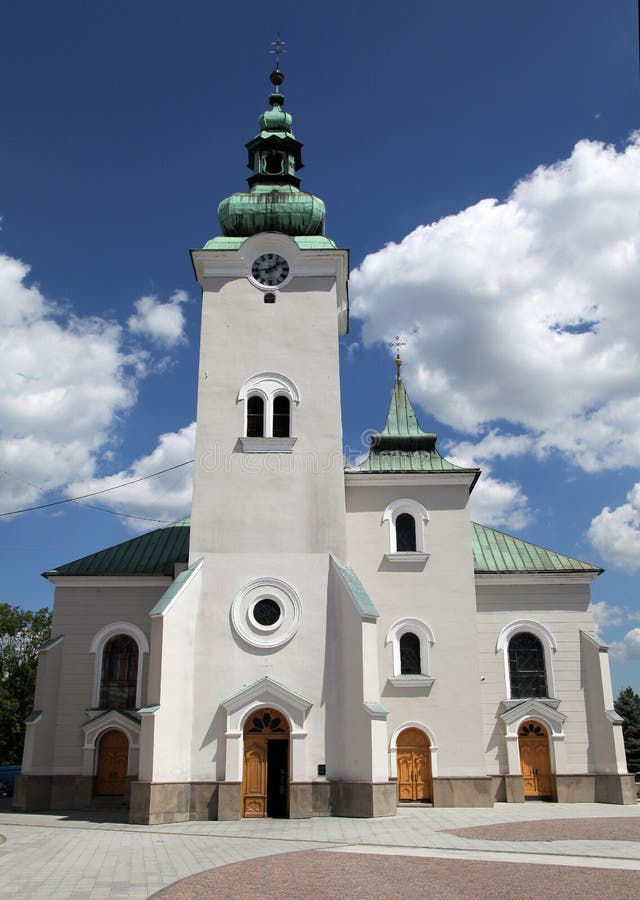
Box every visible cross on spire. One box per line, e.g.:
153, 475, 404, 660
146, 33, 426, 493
270, 32, 287, 69
390, 335, 407, 377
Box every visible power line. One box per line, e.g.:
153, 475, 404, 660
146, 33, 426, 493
1, 468, 177, 523
0, 460, 194, 518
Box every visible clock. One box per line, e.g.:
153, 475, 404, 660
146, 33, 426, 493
251, 253, 290, 287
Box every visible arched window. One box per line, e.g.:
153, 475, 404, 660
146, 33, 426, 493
386, 619, 435, 685
399, 632, 421, 675
396, 513, 417, 552
246, 395, 265, 437
238, 373, 299, 450
508, 632, 547, 699
272, 395, 290, 438
382, 498, 429, 559
100, 635, 138, 709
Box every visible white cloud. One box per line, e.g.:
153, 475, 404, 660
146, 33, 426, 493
351, 133, 640, 472
609, 628, 640, 662
468, 472, 532, 530
591, 600, 625, 634
447, 439, 532, 530
128, 290, 189, 347
66, 423, 196, 531
587, 483, 640, 573
0, 253, 144, 511
0, 251, 189, 518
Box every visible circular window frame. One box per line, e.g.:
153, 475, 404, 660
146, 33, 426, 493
231, 577, 302, 649
248, 595, 284, 633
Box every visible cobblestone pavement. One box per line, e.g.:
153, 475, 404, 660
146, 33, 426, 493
0, 801, 639, 899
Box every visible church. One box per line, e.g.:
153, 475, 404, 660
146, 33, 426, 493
15, 64, 634, 823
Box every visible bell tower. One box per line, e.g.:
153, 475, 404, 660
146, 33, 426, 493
189, 61, 349, 559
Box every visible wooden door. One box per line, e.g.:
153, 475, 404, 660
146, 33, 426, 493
242, 740, 267, 817
242, 708, 290, 818
95, 729, 128, 796
519, 720, 553, 799
396, 728, 432, 802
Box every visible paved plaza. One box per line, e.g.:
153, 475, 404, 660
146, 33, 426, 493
1, 800, 639, 898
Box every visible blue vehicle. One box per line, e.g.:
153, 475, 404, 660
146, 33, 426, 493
0, 766, 22, 798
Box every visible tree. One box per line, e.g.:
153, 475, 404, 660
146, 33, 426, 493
614, 686, 640, 775
0, 604, 51, 766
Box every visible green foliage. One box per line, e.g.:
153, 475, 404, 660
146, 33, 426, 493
614, 686, 640, 775
0, 604, 51, 766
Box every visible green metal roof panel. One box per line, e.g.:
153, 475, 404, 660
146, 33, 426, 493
150, 557, 202, 616
202, 236, 247, 250
472, 523, 602, 574
44, 519, 190, 577
44, 516, 600, 580
351, 448, 477, 474
381, 374, 435, 439
330, 554, 379, 617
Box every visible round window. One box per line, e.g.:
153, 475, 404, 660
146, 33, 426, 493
252, 597, 281, 627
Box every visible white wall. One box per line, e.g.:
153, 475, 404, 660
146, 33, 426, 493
346, 481, 488, 776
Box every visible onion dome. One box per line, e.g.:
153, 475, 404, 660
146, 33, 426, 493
217, 68, 326, 238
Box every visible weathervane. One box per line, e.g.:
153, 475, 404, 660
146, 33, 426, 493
270, 32, 287, 70
390, 335, 407, 377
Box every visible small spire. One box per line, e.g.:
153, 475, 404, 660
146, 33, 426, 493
390, 335, 407, 380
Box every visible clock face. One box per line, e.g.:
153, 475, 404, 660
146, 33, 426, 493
251, 253, 290, 287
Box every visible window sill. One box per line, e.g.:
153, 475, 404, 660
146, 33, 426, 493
384, 552, 430, 564
387, 675, 435, 689
240, 437, 297, 453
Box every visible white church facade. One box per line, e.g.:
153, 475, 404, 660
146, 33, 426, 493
15, 66, 634, 823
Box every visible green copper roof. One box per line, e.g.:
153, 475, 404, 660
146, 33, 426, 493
350, 364, 479, 480
203, 235, 336, 250
212, 67, 327, 241
43, 517, 601, 578
43, 518, 190, 578
330, 554, 379, 617
472, 523, 602, 574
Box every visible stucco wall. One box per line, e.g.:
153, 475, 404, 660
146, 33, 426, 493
190, 268, 347, 563
345, 481, 487, 775
32, 581, 167, 774
475, 580, 599, 774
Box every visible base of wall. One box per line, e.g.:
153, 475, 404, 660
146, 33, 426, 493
488, 773, 636, 805
432, 777, 494, 808
555, 773, 637, 804
13, 775, 94, 812
491, 775, 525, 804
129, 781, 220, 825
129, 779, 396, 823
330, 781, 397, 817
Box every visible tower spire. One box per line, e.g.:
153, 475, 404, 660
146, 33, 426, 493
215, 47, 327, 240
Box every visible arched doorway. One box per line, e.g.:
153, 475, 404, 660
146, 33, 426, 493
95, 729, 129, 796
396, 727, 432, 803
242, 707, 290, 818
518, 720, 554, 800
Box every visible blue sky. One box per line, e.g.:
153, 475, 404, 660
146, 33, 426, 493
1, 1, 639, 692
